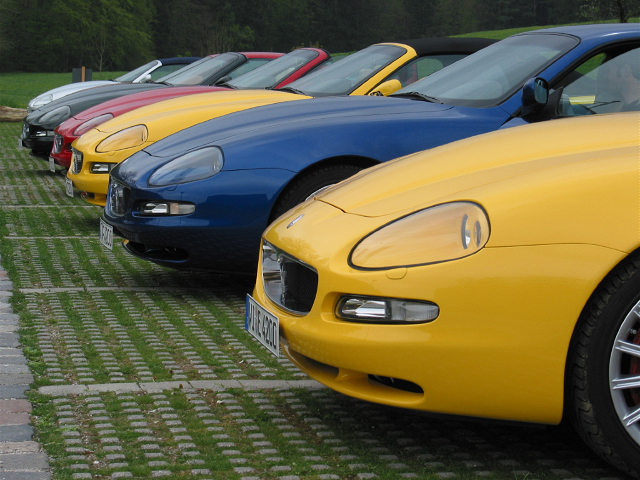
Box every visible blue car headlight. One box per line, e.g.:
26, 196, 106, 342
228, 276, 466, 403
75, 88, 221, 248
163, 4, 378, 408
148, 147, 224, 186
38, 105, 71, 126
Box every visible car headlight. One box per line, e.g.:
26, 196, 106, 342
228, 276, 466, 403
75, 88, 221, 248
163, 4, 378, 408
148, 147, 224, 186
96, 125, 148, 153
350, 201, 490, 269
38, 106, 71, 126
73, 113, 114, 137
28, 94, 52, 110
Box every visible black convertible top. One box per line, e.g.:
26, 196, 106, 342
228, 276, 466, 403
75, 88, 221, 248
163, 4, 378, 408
395, 37, 496, 55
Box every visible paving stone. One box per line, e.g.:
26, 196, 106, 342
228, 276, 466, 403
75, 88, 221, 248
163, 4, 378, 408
0, 425, 33, 442
151, 471, 171, 478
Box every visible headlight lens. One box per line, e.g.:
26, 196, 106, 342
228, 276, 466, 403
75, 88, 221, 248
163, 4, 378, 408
337, 295, 439, 323
73, 113, 114, 137
96, 125, 148, 153
350, 201, 490, 269
29, 94, 53, 110
38, 106, 71, 126
148, 147, 224, 186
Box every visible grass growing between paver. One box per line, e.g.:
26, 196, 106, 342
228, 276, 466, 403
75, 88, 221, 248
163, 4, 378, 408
11, 288, 292, 386
28, 386, 618, 480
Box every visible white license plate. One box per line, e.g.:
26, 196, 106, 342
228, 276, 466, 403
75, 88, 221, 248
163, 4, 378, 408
65, 177, 74, 197
49, 157, 56, 173
246, 294, 280, 357
99, 218, 113, 250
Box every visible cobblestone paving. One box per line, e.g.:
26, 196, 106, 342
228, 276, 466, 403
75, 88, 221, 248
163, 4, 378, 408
0, 122, 630, 479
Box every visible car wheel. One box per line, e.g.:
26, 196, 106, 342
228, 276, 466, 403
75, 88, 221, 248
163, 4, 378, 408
270, 163, 365, 220
567, 257, 640, 477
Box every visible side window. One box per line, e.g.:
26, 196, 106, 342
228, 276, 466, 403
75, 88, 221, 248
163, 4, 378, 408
555, 46, 640, 117
228, 59, 271, 79
149, 65, 185, 81
382, 54, 467, 88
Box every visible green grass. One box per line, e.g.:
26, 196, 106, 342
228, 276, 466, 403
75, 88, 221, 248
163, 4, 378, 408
0, 71, 126, 108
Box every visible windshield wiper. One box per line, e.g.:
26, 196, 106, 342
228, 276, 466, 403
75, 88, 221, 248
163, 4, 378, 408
278, 86, 307, 95
391, 91, 443, 103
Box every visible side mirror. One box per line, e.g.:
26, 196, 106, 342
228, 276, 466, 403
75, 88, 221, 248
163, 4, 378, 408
369, 79, 402, 97
521, 77, 549, 116
140, 74, 152, 83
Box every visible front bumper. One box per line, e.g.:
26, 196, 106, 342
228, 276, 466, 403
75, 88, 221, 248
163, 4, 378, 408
250, 202, 626, 425
50, 132, 73, 168
20, 121, 54, 154
102, 167, 296, 273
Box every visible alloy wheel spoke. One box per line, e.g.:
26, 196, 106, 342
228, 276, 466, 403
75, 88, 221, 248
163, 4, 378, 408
612, 374, 640, 390
614, 339, 640, 359
623, 406, 640, 427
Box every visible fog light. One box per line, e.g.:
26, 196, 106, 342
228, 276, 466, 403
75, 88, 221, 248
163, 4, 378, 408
90, 163, 114, 174
337, 295, 439, 323
139, 201, 195, 215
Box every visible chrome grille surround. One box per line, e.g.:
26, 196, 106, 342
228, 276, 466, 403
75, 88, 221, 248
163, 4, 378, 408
52, 133, 63, 153
71, 148, 83, 174
107, 180, 129, 217
261, 240, 318, 315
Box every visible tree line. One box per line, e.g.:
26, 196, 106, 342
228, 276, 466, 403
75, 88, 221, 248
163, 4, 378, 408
0, 0, 637, 73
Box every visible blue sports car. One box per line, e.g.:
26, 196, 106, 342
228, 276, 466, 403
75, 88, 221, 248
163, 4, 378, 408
102, 24, 640, 274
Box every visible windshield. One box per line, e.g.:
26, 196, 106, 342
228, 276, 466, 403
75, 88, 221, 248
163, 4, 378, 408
156, 53, 239, 86
392, 33, 579, 108
226, 49, 320, 89
114, 60, 159, 82
285, 44, 407, 96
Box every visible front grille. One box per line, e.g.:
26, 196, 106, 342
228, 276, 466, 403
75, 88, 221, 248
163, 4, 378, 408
262, 240, 318, 314
108, 181, 130, 216
280, 256, 318, 312
52, 134, 63, 153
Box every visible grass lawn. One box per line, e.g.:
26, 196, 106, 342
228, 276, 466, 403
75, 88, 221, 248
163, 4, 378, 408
0, 71, 126, 108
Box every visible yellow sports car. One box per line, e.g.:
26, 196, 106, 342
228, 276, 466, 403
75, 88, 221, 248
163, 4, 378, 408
247, 112, 640, 477
65, 38, 493, 206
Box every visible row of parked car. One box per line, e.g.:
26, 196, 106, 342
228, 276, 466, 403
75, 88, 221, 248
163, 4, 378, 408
19, 23, 640, 477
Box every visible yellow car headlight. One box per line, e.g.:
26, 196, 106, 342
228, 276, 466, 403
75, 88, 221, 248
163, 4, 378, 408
350, 201, 490, 269
96, 124, 148, 153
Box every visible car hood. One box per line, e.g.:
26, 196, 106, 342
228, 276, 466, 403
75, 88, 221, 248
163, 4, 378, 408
27, 83, 166, 127
316, 112, 639, 218
142, 95, 454, 159
269, 112, 639, 254
28, 80, 116, 110
73, 85, 224, 122
93, 89, 304, 137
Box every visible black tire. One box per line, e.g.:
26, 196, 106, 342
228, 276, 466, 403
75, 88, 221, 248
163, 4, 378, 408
567, 256, 640, 477
270, 163, 365, 221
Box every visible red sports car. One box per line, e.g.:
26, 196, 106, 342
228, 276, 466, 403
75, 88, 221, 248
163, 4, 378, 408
49, 48, 330, 169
